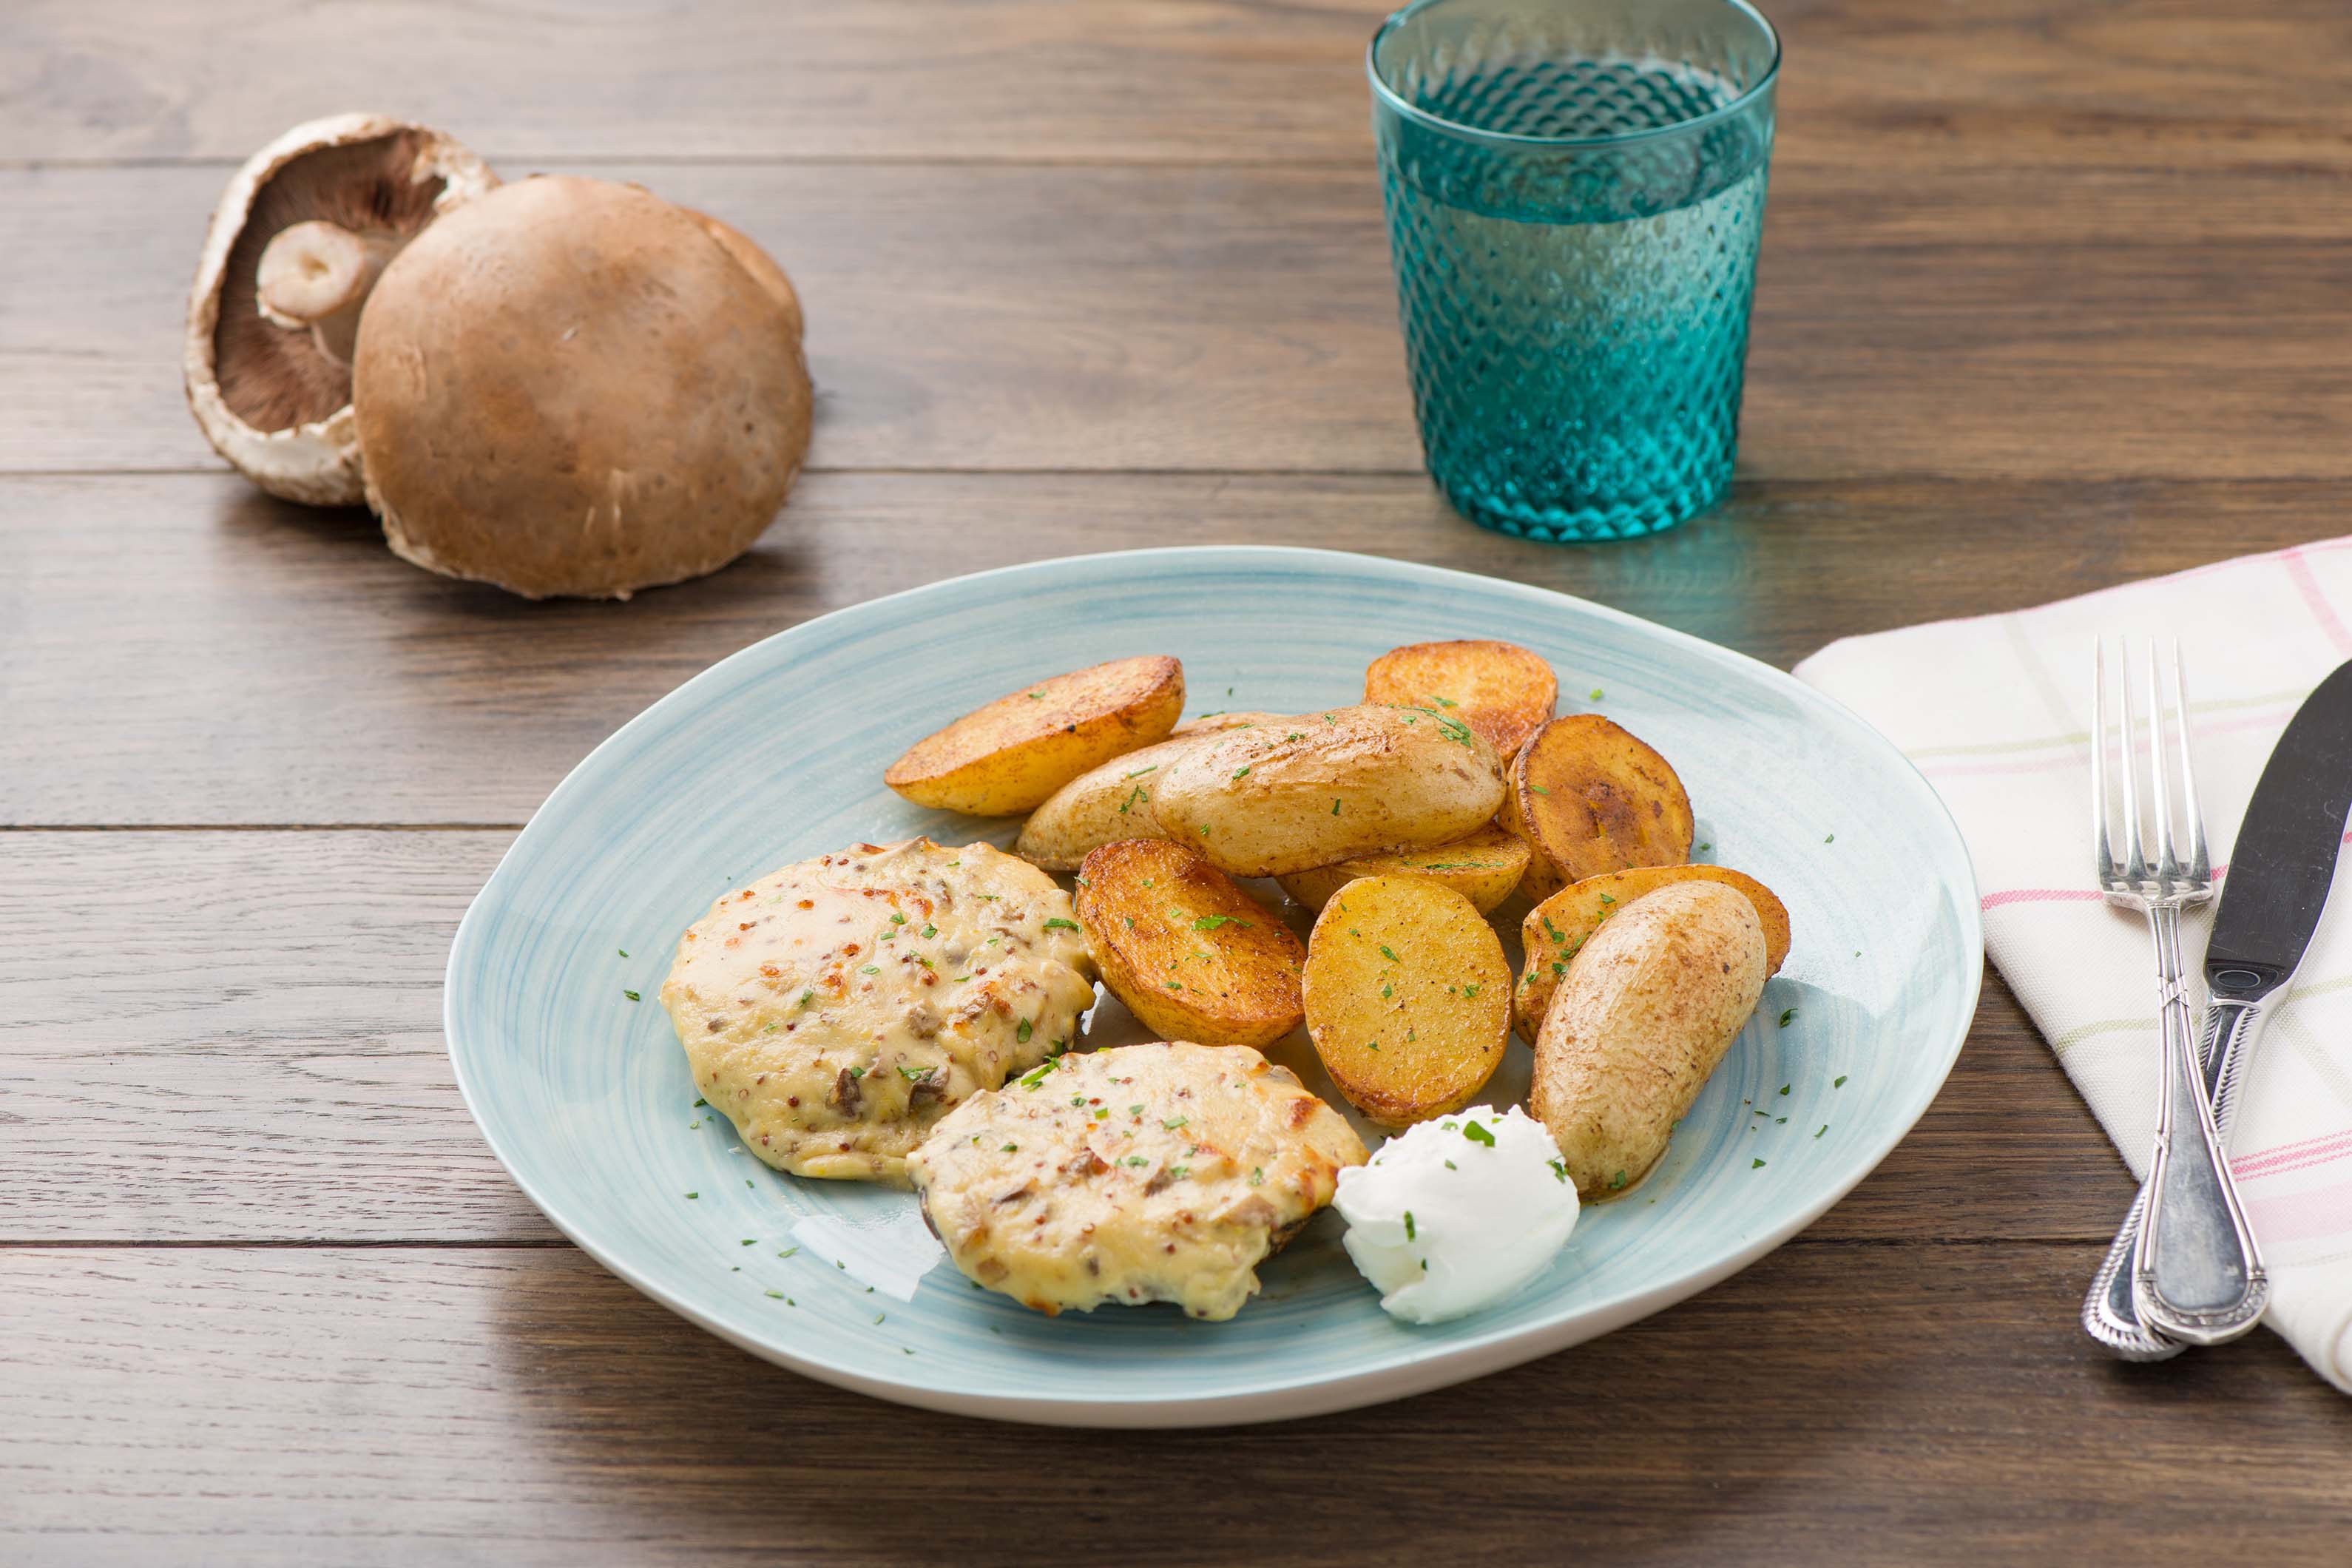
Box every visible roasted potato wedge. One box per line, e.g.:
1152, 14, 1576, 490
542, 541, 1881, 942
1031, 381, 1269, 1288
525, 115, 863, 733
1073, 838, 1304, 1049
1152, 703, 1504, 877
1301, 874, 1510, 1128
1016, 734, 1194, 871
1532, 880, 1765, 1197
1172, 709, 1284, 737
1275, 824, 1531, 916
1515, 865, 1791, 1041
885, 656, 1184, 816
1501, 714, 1694, 900
1364, 639, 1559, 757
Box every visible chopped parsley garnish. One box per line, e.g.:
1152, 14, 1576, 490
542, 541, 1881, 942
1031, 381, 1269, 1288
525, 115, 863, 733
1168, 1165, 1190, 1180
1249, 1167, 1265, 1186
684, 1192, 698, 1200
1752, 1158, 1766, 1169
1697, 842, 1711, 853
798, 990, 814, 1007
1529, 784, 1551, 795
1778, 1083, 1791, 1095
617, 947, 629, 958
889, 912, 906, 925
1815, 1124, 1828, 1138
1017, 1057, 1060, 1089
1379, 944, 1399, 962
740, 1238, 756, 1246
778, 1246, 798, 1258
1548, 1158, 1569, 1184
1016, 1018, 1033, 1044
1331, 799, 1342, 814
1404, 1211, 1417, 1240
1001, 1142, 1019, 1152
848, 1066, 865, 1079
1608, 1169, 1627, 1189
1232, 766, 1251, 780
1200, 825, 1212, 836
1119, 785, 1146, 814
1126, 764, 1158, 778
1024, 691, 1044, 700
1193, 914, 1251, 931
1043, 917, 1078, 931
1162, 1115, 1188, 1129
1825, 832, 1836, 843
1589, 687, 1604, 701
896, 1064, 930, 1081
1834, 1075, 1848, 1088
692, 1098, 707, 1108
1463, 1120, 1496, 1147
622, 989, 641, 1001
1777, 1008, 1795, 1028
859, 964, 879, 975
1461, 983, 1480, 998
766, 1289, 784, 1300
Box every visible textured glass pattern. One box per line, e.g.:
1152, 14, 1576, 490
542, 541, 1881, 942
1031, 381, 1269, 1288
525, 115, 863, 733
1371, 0, 1779, 541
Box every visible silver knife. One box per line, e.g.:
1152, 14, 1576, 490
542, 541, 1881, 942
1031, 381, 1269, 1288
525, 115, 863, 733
2083, 655, 2352, 1357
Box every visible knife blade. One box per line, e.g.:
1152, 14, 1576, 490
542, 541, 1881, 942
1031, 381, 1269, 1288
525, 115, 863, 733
2205, 655, 2352, 1005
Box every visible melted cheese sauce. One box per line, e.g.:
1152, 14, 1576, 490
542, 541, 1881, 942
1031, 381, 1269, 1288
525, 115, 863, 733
908, 1041, 1368, 1320
661, 838, 1097, 1186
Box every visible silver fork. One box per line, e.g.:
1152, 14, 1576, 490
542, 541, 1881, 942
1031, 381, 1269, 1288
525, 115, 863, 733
2084, 641, 2268, 1351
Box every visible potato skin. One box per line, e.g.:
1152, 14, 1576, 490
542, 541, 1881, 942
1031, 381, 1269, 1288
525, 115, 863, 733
1364, 639, 1559, 759
1172, 709, 1284, 737
1301, 874, 1510, 1129
1530, 880, 1766, 1197
1276, 823, 1530, 916
1516, 864, 1791, 1041
1151, 704, 1504, 878
1073, 839, 1304, 1048
1504, 714, 1694, 900
885, 656, 1184, 817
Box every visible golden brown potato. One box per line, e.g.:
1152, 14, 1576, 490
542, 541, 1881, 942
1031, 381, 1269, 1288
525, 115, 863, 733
1300, 874, 1510, 1128
1072, 838, 1304, 1048
1172, 709, 1284, 737
1016, 734, 1192, 871
1363, 639, 1559, 758
1275, 824, 1531, 916
1530, 880, 1765, 1197
885, 656, 1184, 816
1515, 865, 1791, 1041
1151, 704, 1504, 877
1501, 714, 1694, 900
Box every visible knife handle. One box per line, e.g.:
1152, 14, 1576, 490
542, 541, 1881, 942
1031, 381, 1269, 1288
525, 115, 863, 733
2134, 909, 2269, 1345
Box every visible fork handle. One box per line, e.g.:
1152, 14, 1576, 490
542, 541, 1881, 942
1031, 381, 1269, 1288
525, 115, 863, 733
2083, 998, 2258, 1359
2133, 908, 2268, 1344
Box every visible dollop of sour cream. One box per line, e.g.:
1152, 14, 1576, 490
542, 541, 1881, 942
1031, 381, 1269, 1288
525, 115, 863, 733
1332, 1104, 1578, 1325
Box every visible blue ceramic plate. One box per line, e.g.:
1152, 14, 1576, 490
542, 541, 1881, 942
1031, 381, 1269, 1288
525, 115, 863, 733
447, 547, 1979, 1427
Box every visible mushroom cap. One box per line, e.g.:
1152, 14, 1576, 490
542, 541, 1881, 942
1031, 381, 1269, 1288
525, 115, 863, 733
351, 176, 814, 601
184, 114, 496, 505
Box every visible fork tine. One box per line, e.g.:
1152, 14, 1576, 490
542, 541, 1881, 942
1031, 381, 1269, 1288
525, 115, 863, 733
2091, 641, 2113, 883
2172, 640, 2208, 882
2118, 638, 2146, 882
2145, 639, 2177, 881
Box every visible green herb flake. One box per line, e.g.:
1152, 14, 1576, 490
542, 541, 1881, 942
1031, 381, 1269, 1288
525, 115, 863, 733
1608, 1169, 1627, 1190
1548, 1158, 1569, 1184
1379, 944, 1399, 962
896, 1064, 929, 1082
1125, 764, 1159, 779
766, 1289, 785, 1300
1199, 825, 1212, 837
1017, 1057, 1060, 1089
1043, 917, 1079, 931
1779, 1083, 1791, 1096
848, 1066, 865, 1080
1815, 1124, 1828, 1138
740, 1238, 755, 1246
692, 1098, 707, 1108
1753, 1158, 1767, 1169
684, 1192, 698, 1200
1461, 983, 1480, 999
1193, 914, 1251, 931
1332, 799, 1342, 815
1697, 842, 1711, 853
859, 964, 879, 975
1589, 687, 1604, 701
1404, 1210, 1417, 1241
1529, 784, 1551, 796
1016, 1018, 1034, 1044
1834, 1075, 1848, 1088
1232, 766, 1251, 780
617, 947, 629, 958
778, 1246, 798, 1258
1162, 1116, 1189, 1130
622, 988, 642, 1001
1249, 1167, 1265, 1186
798, 990, 814, 1007
1463, 1121, 1496, 1147
1778, 1007, 1796, 1028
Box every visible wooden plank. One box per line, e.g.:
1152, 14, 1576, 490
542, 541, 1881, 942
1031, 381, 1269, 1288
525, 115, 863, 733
0, 825, 2106, 1243
7, 0, 2351, 166
4, 1242, 2347, 1562
5, 471, 2348, 827
10, 159, 2352, 480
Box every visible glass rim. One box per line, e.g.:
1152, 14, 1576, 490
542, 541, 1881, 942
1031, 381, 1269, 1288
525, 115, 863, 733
1365, 0, 1782, 152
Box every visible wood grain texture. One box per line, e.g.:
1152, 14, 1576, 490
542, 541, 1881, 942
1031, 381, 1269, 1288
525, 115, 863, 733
1, 826, 2108, 1245
5, 471, 2345, 825
5, 1243, 2349, 1564
11, 155, 2352, 479
10, 0, 2351, 166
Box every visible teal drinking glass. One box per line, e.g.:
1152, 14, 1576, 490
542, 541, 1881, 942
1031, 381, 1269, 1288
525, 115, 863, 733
1369, 0, 1780, 540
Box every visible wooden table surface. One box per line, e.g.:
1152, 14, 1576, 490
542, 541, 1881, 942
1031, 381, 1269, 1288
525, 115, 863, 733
7, 1, 2352, 1561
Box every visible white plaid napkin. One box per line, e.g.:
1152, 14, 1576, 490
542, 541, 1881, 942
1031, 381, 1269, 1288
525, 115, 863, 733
1796, 538, 2352, 1393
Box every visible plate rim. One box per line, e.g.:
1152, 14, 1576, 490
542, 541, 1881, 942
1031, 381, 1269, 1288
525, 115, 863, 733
445, 544, 1984, 1427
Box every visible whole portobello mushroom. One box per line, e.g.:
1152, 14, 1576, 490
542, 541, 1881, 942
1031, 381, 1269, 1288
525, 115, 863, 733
352, 174, 813, 600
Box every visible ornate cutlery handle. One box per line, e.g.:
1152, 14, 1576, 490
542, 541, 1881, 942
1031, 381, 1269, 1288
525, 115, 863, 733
2133, 907, 2269, 1345
2083, 998, 2258, 1358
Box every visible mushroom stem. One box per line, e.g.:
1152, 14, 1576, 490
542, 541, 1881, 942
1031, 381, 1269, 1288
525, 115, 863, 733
254, 220, 402, 367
